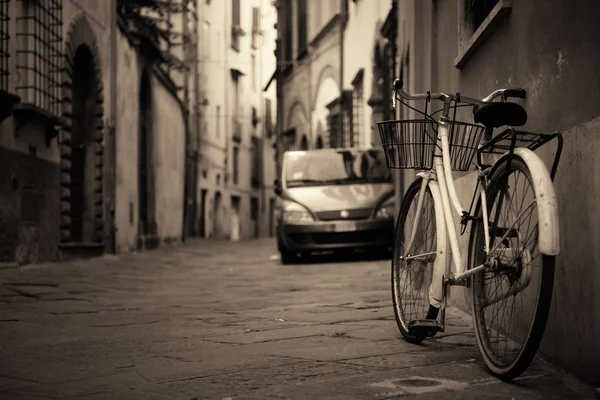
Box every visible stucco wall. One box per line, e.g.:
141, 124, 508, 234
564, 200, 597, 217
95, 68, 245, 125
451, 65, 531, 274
151, 74, 186, 242
114, 29, 186, 250
398, 0, 600, 385
114, 29, 140, 252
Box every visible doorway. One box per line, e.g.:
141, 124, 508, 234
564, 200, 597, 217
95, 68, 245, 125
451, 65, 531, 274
230, 196, 241, 241
199, 189, 207, 237
138, 68, 156, 247
70, 45, 98, 243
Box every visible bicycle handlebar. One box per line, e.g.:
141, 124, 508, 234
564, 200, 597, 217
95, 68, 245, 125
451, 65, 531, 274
392, 79, 526, 109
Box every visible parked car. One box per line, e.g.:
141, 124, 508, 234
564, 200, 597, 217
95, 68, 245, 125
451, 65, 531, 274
274, 147, 395, 264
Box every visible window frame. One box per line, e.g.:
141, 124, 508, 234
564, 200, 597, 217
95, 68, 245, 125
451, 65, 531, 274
455, 0, 512, 69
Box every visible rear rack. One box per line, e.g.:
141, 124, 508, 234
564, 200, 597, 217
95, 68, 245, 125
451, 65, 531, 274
477, 128, 564, 181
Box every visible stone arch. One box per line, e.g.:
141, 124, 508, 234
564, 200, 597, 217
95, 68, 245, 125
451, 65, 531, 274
285, 99, 309, 130
312, 64, 338, 109
60, 13, 105, 246
312, 73, 340, 145
286, 99, 309, 150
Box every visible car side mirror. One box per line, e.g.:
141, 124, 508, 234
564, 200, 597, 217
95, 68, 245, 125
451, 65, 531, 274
274, 179, 282, 196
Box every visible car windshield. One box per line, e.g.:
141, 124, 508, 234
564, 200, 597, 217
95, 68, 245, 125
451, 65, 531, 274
285, 149, 392, 188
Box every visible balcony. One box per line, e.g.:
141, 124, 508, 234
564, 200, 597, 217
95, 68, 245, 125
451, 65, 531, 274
232, 118, 241, 143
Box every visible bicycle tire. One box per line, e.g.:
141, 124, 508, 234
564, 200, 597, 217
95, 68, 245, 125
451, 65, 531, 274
392, 178, 437, 344
468, 156, 555, 381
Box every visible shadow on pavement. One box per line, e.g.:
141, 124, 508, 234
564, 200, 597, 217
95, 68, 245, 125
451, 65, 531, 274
289, 249, 392, 266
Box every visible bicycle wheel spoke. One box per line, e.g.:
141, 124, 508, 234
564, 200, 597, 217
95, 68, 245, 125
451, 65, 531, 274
470, 157, 554, 380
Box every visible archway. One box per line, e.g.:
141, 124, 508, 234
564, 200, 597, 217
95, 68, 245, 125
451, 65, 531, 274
312, 75, 340, 148
300, 135, 309, 150
138, 68, 157, 247
61, 14, 105, 248
316, 136, 324, 149
315, 121, 324, 148
69, 45, 97, 243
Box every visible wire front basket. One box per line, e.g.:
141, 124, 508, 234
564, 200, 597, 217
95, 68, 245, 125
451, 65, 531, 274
377, 119, 486, 172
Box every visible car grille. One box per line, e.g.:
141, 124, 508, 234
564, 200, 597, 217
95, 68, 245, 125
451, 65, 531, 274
288, 230, 388, 246
315, 208, 372, 221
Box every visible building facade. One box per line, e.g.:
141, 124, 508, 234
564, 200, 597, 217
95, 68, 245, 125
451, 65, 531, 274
395, 0, 600, 386
0, 0, 194, 265
275, 0, 397, 157
275, 0, 399, 208
0, 0, 115, 264
196, 0, 278, 241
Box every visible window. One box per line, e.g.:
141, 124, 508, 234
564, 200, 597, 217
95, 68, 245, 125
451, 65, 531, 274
0, 0, 9, 92
465, 0, 499, 31
231, 0, 241, 51
203, 21, 210, 60
232, 146, 239, 185
296, 0, 308, 58
231, 73, 241, 142
264, 98, 273, 138
15, 0, 62, 116
251, 136, 261, 188
281, 0, 293, 67
216, 105, 220, 138
455, 0, 511, 68
251, 7, 260, 49
352, 70, 364, 148
251, 54, 256, 90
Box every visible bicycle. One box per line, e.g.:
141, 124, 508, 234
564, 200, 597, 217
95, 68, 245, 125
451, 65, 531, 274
377, 78, 563, 381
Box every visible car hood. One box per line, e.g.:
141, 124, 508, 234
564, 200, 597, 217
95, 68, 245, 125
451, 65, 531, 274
285, 183, 393, 212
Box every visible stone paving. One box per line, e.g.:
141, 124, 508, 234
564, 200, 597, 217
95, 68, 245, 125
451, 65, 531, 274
0, 239, 595, 399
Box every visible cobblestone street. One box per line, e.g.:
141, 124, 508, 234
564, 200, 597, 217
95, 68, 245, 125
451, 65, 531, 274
0, 239, 595, 399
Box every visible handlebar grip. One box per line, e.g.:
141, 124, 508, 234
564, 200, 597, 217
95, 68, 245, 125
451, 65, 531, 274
504, 88, 526, 99
393, 79, 403, 91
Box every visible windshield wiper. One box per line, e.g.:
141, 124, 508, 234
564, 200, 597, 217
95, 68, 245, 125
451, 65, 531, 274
286, 178, 322, 185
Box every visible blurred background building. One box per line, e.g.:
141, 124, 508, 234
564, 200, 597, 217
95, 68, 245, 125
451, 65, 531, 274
0, 0, 278, 265
196, 0, 278, 242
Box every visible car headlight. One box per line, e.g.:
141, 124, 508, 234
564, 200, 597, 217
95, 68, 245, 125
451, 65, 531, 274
375, 199, 395, 220
282, 200, 314, 224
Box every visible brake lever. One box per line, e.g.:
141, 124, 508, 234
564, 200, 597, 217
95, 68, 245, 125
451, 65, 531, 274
392, 89, 397, 109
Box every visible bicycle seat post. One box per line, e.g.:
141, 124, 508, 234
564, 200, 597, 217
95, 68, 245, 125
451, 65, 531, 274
439, 93, 453, 121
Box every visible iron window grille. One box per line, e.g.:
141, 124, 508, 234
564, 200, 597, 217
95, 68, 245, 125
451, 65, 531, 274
15, 0, 62, 117
0, 0, 10, 92
352, 86, 364, 148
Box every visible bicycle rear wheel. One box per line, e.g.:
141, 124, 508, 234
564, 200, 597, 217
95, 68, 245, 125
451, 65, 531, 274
469, 156, 555, 381
392, 178, 437, 344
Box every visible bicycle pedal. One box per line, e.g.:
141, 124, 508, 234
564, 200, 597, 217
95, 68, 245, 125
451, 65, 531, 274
408, 319, 443, 337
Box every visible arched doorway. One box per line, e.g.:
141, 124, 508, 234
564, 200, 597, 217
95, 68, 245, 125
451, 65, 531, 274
138, 68, 157, 248
69, 45, 97, 243
60, 14, 105, 252
316, 136, 324, 149
300, 135, 309, 150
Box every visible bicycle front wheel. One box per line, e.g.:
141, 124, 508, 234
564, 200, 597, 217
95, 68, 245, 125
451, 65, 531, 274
469, 156, 555, 381
392, 177, 437, 344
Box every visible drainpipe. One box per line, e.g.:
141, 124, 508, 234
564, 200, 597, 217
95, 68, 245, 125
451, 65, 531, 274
108, 0, 118, 253
339, 1, 346, 146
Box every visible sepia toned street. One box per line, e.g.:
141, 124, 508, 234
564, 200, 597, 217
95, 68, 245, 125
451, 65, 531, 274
0, 239, 595, 399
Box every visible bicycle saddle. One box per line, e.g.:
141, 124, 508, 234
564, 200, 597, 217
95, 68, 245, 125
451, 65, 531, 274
473, 102, 528, 128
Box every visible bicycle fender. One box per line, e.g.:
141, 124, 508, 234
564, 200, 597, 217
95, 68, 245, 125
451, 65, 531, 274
496, 148, 560, 256
427, 179, 449, 308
